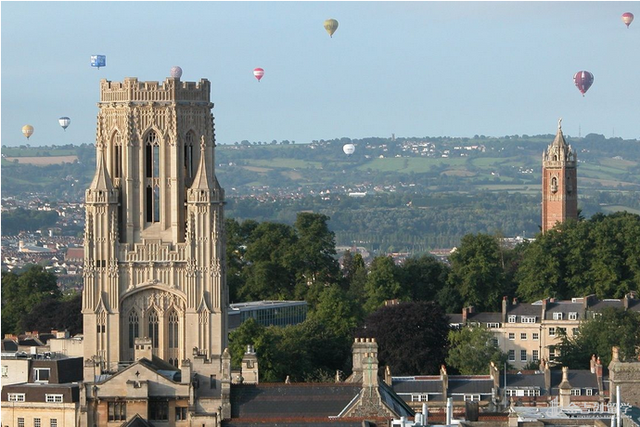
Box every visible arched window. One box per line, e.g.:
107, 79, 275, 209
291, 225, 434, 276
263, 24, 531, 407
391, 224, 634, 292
185, 132, 195, 180
112, 132, 122, 179
168, 311, 179, 349
148, 310, 159, 349
145, 131, 159, 178
145, 131, 161, 223
128, 311, 139, 349
551, 177, 558, 193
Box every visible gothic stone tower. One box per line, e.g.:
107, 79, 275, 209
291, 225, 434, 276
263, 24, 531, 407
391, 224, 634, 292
542, 119, 578, 233
82, 76, 227, 374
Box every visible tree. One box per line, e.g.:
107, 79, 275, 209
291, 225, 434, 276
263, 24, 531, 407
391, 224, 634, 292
363, 256, 405, 313
448, 234, 506, 311
553, 307, 640, 368
308, 284, 362, 338
2, 265, 61, 335
293, 213, 340, 287
446, 326, 508, 374
399, 255, 450, 302
21, 292, 82, 335
358, 301, 449, 375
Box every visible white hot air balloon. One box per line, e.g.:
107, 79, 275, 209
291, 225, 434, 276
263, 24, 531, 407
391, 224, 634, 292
59, 117, 71, 131
343, 143, 355, 156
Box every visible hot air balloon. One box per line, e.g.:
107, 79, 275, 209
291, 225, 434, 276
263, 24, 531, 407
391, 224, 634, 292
253, 68, 264, 82
59, 117, 71, 131
622, 12, 634, 28
22, 125, 34, 140
324, 19, 339, 38
573, 71, 594, 97
90, 55, 106, 69
170, 66, 183, 78
343, 143, 355, 156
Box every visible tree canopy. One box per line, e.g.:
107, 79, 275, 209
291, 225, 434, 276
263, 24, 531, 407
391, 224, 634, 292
357, 301, 449, 375
446, 326, 508, 374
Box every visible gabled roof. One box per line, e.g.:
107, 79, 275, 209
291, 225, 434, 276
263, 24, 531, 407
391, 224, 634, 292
121, 414, 154, 427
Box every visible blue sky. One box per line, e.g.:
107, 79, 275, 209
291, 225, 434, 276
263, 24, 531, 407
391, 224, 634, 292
2, 1, 639, 147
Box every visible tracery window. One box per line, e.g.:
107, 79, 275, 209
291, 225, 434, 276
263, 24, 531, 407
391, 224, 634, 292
185, 131, 195, 180
128, 311, 139, 349
168, 311, 179, 349
148, 309, 159, 349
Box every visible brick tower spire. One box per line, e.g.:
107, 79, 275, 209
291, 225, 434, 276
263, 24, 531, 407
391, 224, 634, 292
541, 118, 578, 232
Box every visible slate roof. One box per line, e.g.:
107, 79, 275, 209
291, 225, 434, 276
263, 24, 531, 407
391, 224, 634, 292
468, 312, 502, 324
507, 303, 541, 317
392, 376, 442, 394
1, 339, 18, 352
448, 377, 494, 394
503, 372, 546, 390
544, 302, 584, 320
230, 383, 362, 419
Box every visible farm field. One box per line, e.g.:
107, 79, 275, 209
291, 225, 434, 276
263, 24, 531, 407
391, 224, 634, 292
3, 155, 78, 165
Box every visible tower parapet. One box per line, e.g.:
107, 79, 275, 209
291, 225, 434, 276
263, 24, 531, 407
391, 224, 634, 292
99, 77, 211, 104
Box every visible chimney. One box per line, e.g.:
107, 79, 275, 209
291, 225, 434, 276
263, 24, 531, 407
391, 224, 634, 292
558, 366, 572, 408
502, 296, 508, 323
241, 344, 259, 385
440, 365, 449, 401
462, 307, 468, 323
134, 337, 153, 361
489, 361, 500, 390
543, 359, 551, 394
595, 357, 604, 394
590, 354, 597, 373
362, 350, 379, 388
384, 365, 392, 386
512, 297, 518, 305
180, 359, 192, 385
346, 338, 378, 383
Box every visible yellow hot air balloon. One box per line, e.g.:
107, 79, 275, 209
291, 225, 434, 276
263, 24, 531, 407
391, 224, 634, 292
324, 18, 339, 38
22, 125, 34, 140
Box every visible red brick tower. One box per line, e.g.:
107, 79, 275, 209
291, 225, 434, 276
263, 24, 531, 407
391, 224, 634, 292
542, 119, 578, 233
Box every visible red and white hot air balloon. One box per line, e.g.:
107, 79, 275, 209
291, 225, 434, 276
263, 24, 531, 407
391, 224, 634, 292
253, 68, 264, 82
622, 12, 634, 28
573, 71, 594, 97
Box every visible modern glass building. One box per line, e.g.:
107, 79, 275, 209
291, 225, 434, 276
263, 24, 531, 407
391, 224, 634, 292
228, 301, 308, 330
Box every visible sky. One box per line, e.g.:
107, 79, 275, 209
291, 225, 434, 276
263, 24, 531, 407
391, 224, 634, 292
1, 1, 639, 147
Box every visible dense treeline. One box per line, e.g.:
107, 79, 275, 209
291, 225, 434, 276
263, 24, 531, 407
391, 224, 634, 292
1, 208, 59, 235
226, 211, 640, 380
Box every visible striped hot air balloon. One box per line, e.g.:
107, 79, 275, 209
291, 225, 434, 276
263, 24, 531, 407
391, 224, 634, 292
622, 12, 634, 28
253, 68, 264, 82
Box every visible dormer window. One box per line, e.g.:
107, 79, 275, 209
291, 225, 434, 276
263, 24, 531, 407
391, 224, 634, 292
34, 367, 50, 383
568, 312, 578, 320
553, 312, 563, 320
521, 316, 536, 323
508, 315, 517, 323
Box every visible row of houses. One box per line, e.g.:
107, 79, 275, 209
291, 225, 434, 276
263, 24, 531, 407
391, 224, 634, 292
448, 293, 640, 369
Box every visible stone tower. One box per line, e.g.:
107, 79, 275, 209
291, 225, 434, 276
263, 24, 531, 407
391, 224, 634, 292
82, 76, 227, 374
541, 119, 577, 233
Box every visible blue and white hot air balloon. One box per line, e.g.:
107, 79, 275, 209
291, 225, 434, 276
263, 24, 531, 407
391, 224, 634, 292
90, 55, 106, 69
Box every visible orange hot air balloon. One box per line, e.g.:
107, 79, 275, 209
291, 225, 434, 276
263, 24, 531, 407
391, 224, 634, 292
622, 12, 634, 28
22, 125, 34, 140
